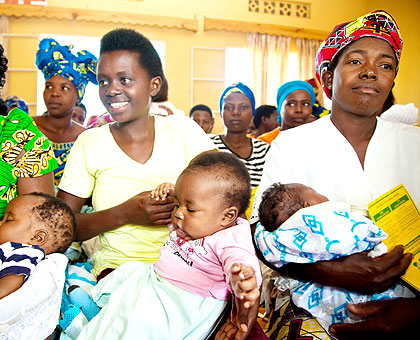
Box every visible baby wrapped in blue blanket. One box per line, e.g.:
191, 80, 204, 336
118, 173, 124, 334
255, 183, 414, 332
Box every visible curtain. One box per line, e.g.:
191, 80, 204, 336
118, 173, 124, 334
296, 37, 324, 105
247, 33, 291, 107
296, 37, 322, 81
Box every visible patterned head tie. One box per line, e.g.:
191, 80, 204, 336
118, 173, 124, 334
219, 82, 256, 116
36, 38, 98, 101
315, 10, 402, 99
6, 95, 28, 114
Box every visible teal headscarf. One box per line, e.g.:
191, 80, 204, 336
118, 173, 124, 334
276, 80, 316, 124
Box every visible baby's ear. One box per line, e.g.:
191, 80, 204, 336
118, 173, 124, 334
32, 229, 48, 247
221, 206, 239, 228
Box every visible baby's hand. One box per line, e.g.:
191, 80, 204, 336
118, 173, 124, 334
150, 183, 174, 201
230, 264, 260, 334
230, 264, 259, 308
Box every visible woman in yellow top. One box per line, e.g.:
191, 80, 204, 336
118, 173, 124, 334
57, 28, 215, 279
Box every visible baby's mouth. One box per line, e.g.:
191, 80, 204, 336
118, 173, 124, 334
176, 228, 187, 238
173, 223, 187, 239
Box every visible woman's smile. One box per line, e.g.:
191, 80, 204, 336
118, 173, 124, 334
107, 100, 130, 114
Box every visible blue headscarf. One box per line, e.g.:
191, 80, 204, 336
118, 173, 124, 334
276, 80, 316, 124
6, 96, 28, 114
36, 38, 98, 101
219, 82, 256, 116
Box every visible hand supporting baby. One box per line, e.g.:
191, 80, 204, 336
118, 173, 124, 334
229, 263, 260, 335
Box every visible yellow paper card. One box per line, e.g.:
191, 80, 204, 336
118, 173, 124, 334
367, 184, 420, 292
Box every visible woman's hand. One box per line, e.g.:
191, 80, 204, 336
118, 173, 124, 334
215, 295, 260, 340
119, 190, 174, 226
58, 189, 174, 241
215, 317, 240, 340
219, 263, 260, 339
323, 245, 412, 294
280, 245, 412, 294
215, 264, 260, 339
329, 298, 420, 339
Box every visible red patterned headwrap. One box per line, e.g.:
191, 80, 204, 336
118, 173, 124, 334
315, 10, 402, 99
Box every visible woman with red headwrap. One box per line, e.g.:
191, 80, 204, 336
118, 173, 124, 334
248, 10, 420, 340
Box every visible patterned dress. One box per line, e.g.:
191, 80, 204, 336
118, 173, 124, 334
0, 108, 57, 218
51, 141, 74, 187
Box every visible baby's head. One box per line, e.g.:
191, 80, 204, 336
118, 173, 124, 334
0, 192, 76, 254
259, 183, 328, 232
172, 151, 251, 240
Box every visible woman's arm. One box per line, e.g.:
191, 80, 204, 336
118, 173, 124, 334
278, 245, 412, 294
215, 294, 260, 340
251, 222, 412, 294
57, 189, 174, 241
329, 298, 420, 340
17, 172, 55, 196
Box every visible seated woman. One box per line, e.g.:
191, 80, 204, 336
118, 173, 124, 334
251, 10, 420, 340
255, 183, 414, 334
0, 43, 57, 219
258, 80, 316, 144
34, 38, 97, 187
0, 41, 61, 340
57, 28, 215, 279
211, 82, 270, 189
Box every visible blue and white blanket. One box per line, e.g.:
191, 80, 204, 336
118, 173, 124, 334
255, 201, 414, 331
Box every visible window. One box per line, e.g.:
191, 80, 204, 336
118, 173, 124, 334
224, 47, 252, 88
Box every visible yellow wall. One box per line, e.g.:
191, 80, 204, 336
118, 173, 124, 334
2, 0, 420, 125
